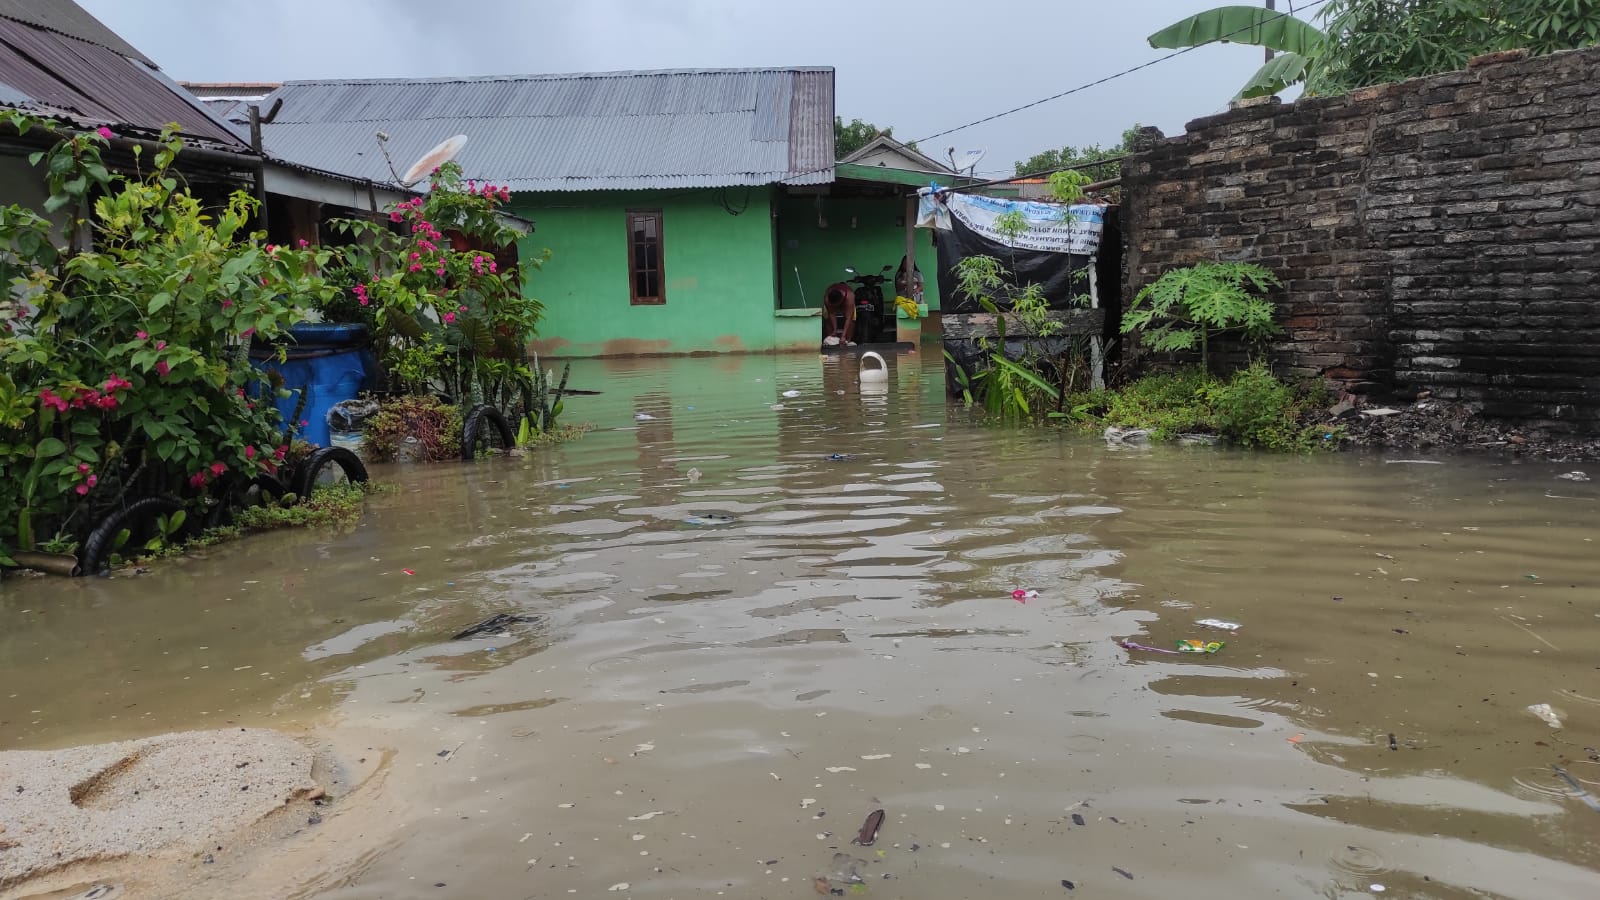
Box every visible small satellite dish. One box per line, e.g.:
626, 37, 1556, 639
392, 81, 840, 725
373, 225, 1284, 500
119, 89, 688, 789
952, 148, 986, 175
399, 134, 468, 187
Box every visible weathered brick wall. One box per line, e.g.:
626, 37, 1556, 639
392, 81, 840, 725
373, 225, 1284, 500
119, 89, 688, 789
1123, 47, 1600, 429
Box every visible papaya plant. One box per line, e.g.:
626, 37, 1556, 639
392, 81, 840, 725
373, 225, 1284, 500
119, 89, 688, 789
1121, 261, 1281, 367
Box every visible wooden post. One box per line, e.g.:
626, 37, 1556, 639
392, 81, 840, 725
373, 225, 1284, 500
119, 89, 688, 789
248, 104, 269, 233
903, 196, 916, 301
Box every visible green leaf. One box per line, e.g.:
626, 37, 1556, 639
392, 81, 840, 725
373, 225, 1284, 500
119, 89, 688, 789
1239, 52, 1312, 98
148, 292, 172, 313
35, 436, 66, 458
1148, 5, 1326, 55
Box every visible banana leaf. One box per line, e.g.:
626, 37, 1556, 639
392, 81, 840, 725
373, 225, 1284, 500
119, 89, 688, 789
1148, 5, 1326, 55
1239, 51, 1313, 98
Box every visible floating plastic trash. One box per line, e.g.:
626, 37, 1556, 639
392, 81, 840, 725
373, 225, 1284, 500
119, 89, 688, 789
1012, 589, 1038, 602
1195, 618, 1242, 632
782, 389, 802, 398
827, 453, 854, 461
683, 513, 736, 526
1177, 640, 1225, 654
1528, 703, 1564, 728
1118, 640, 1178, 655
634, 412, 656, 421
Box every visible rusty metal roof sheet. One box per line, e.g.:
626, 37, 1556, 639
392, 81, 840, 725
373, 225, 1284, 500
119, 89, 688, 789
0, 0, 151, 64
0, 8, 249, 150
254, 67, 835, 192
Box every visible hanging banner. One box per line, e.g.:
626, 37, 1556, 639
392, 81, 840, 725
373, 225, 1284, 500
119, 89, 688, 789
941, 194, 1105, 255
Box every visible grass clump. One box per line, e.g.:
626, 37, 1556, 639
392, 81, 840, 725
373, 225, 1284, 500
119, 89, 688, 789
1070, 362, 1338, 451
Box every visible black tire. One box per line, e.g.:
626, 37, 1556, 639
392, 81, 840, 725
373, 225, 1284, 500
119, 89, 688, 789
294, 446, 368, 497
461, 404, 514, 461
206, 473, 292, 528
79, 496, 186, 575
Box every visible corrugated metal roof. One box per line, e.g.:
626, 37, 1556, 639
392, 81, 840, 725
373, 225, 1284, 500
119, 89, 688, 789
0, 13, 249, 150
255, 67, 836, 192
0, 0, 152, 64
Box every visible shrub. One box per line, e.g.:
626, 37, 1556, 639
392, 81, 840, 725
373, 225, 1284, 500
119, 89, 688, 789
1100, 367, 1216, 439
1077, 363, 1335, 451
363, 396, 461, 462
0, 114, 338, 563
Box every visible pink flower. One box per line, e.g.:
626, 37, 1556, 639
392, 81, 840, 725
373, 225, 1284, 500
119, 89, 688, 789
39, 389, 69, 413
209, 462, 226, 477
155, 360, 170, 377
274, 445, 287, 460
409, 252, 420, 261
103, 374, 132, 392
409, 263, 423, 273
240, 327, 255, 339
245, 445, 256, 460
488, 261, 497, 273
221, 299, 233, 308
458, 305, 468, 312
96, 126, 113, 140
189, 472, 207, 488
155, 341, 166, 350
78, 463, 91, 473
435, 267, 445, 276
442, 312, 456, 324
136, 330, 148, 340
76, 483, 90, 495
96, 395, 118, 410
299, 419, 308, 428
298, 239, 309, 248
389, 211, 403, 223
499, 188, 510, 202
359, 298, 369, 306
86, 474, 97, 487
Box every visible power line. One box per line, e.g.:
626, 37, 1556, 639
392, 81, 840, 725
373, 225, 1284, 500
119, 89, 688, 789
909, 0, 1332, 147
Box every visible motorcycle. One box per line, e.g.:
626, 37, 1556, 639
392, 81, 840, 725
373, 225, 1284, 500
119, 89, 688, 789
844, 264, 893, 344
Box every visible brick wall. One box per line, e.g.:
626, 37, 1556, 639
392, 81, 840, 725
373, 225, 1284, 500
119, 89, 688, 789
1122, 47, 1600, 429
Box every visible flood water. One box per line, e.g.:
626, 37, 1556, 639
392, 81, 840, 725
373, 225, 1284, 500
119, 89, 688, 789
4, 353, 1600, 899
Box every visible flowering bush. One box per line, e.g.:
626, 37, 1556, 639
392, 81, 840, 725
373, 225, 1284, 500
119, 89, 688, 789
326, 162, 547, 409
0, 113, 338, 563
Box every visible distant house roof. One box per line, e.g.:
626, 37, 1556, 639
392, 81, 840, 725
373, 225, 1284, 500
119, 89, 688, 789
839, 134, 953, 174
0, 0, 249, 150
181, 81, 281, 100
248, 67, 836, 192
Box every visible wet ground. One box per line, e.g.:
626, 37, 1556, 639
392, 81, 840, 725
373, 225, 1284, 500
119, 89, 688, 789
3, 352, 1599, 899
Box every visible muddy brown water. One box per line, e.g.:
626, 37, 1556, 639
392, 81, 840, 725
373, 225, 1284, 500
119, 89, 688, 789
3, 353, 1599, 899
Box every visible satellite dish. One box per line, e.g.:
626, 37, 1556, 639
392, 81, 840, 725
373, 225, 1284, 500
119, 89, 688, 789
952, 148, 986, 175
399, 134, 468, 187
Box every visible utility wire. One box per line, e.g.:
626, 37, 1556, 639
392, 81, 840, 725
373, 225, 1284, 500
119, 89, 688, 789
910, 0, 1332, 147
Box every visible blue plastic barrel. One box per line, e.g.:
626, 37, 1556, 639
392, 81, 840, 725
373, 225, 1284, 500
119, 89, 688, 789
250, 324, 370, 447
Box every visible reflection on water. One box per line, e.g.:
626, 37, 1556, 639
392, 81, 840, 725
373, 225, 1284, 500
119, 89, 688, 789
3, 352, 1599, 898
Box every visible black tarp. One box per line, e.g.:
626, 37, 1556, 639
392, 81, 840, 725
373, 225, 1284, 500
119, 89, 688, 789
933, 214, 1094, 313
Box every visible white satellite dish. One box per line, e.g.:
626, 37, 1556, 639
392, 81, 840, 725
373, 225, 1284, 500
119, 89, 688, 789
952, 148, 986, 175
399, 134, 468, 187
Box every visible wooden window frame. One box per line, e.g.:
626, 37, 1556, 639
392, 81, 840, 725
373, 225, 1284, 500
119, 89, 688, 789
627, 209, 665, 306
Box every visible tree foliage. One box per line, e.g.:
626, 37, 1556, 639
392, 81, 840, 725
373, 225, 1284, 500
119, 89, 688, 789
1012, 125, 1143, 179
835, 117, 894, 160
1149, 1, 1600, 99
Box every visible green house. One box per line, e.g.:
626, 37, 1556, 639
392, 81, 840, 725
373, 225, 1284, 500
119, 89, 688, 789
250, 68, 959, 357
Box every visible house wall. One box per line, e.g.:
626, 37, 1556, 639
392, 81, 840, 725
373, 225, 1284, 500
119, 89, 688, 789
515, 189, 779, 357
776, 193, 942, 314
0, 155, 68, 243
1123, 47, 1600, 430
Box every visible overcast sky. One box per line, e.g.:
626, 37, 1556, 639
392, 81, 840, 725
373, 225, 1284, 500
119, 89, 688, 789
80, 0, 1284, 176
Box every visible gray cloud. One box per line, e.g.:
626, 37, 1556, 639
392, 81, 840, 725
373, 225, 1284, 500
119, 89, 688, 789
81, 0, 1273, 175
